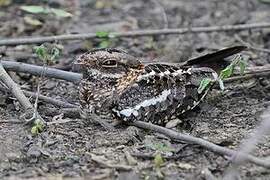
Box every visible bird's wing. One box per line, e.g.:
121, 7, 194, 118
113, 64, 216, 125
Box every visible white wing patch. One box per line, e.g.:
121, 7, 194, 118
116, 89, 171, 118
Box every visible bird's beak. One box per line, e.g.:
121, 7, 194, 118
72, 58, 85, 72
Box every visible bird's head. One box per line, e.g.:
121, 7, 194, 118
73, 48, 143, 79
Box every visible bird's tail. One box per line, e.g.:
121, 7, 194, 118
183, 46, 246, 66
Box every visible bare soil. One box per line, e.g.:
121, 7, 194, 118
0, 0, 270, 179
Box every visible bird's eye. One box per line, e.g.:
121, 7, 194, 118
102, 60, 117, 67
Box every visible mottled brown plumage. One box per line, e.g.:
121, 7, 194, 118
74, 46, 245, 126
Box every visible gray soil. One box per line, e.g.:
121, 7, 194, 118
0, 0, 270, 179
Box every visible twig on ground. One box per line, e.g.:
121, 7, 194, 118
0, 63, 33, 110
223, 107, 270, 179
0, 63, 44, 123
224, 71, 270, 83
131, 151, 195, 160
129, 121, 270, 168
0, 22, 270, 45
234, 34, 270, 54
0, 85, 77, 108
1, 60, 81, 83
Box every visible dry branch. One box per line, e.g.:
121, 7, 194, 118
130, 121, 270, 168
0, 63, 44, 123
0, 63, 33, 110
1, 60, 81, 83
0, 22, 270, 45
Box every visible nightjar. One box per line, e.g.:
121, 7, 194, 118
74, 46, 245, 126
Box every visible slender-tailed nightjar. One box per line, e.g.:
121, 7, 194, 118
74, 46, 245, 126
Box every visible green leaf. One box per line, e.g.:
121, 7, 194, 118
99, 40, 110, 48
239, 59, 246, 75
96, 31, 110, 38
20, 5, 47, 14
35, 119, 44, 131
154, 153, 164, 168
33, 119, 44, 134
31, 126, 39, 135
220, 65, 234, 80
34, 45, 48, 62
31, 119, 44, 135
198, 78, 212, 94
50, 8, 73, 17
50, 47, 60, 61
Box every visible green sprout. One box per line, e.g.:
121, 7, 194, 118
95, 31, 114, 48
31, 118, 45, 136
198, 54, 247, 93
154, 153, 164, 168
30, 44, 61, 135
34, 44, 60, 64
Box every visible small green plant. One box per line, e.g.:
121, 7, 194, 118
34, 44, 60, 64
31, 118, 44, 135
154, 152, 164, 168
20, 5, 73, 18
31, 44, 61, 135
146, 142, 175, 177
95, 31, 116, 48
153, 151, 165, 178
198, 55, 247, 93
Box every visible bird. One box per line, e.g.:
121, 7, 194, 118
73, 46, 246, 126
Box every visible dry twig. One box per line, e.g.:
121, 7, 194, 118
0, 63, 33, 110
0, 22, 270, 45
130, 121, 270, 168
0, 63, 44, 123
2, 60, 81, 83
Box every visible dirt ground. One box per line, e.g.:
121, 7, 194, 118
0, 0, 270, 179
